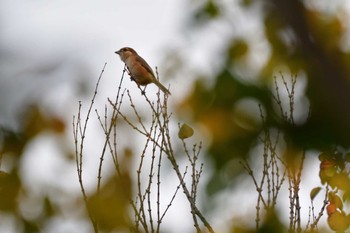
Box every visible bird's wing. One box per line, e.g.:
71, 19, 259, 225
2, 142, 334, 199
135, 55, 156, 77
135, 55, 171, 95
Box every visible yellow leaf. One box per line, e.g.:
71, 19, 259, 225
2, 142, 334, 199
178, 123, 194, 139
333, 194, 344, 210
328, 211, 350, 232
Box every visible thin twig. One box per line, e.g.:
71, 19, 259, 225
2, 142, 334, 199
73, 62, 107, 233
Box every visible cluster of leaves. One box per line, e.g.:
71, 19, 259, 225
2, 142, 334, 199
316, 151, 350, 232
180, 0, 350, 195
175, 1, 350, 231
0, 106, 65, 232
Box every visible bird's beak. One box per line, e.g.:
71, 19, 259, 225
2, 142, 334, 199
115, 51, 120, 55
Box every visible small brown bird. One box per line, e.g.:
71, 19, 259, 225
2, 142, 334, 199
115, 47, 171, 95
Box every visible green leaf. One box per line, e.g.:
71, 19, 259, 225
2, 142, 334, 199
310, 187, 321, 201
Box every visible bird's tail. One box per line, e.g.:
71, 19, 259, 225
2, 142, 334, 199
153, 79, 171, 95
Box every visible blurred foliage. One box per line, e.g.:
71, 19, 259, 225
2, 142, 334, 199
193, 0, 220, 23
88, 173, 131, 232
0, 105, 66, 232
181, 69, 272, 192
0, 171, 20, 212
180, 0, 350, 189
177, 0, 350, 231
230, 209, 284, 233
0, 104, 132, 232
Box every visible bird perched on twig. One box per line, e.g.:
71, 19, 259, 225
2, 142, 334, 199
115, 47, 171, 95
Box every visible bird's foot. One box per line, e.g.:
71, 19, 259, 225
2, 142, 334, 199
141, 86, 147, 95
